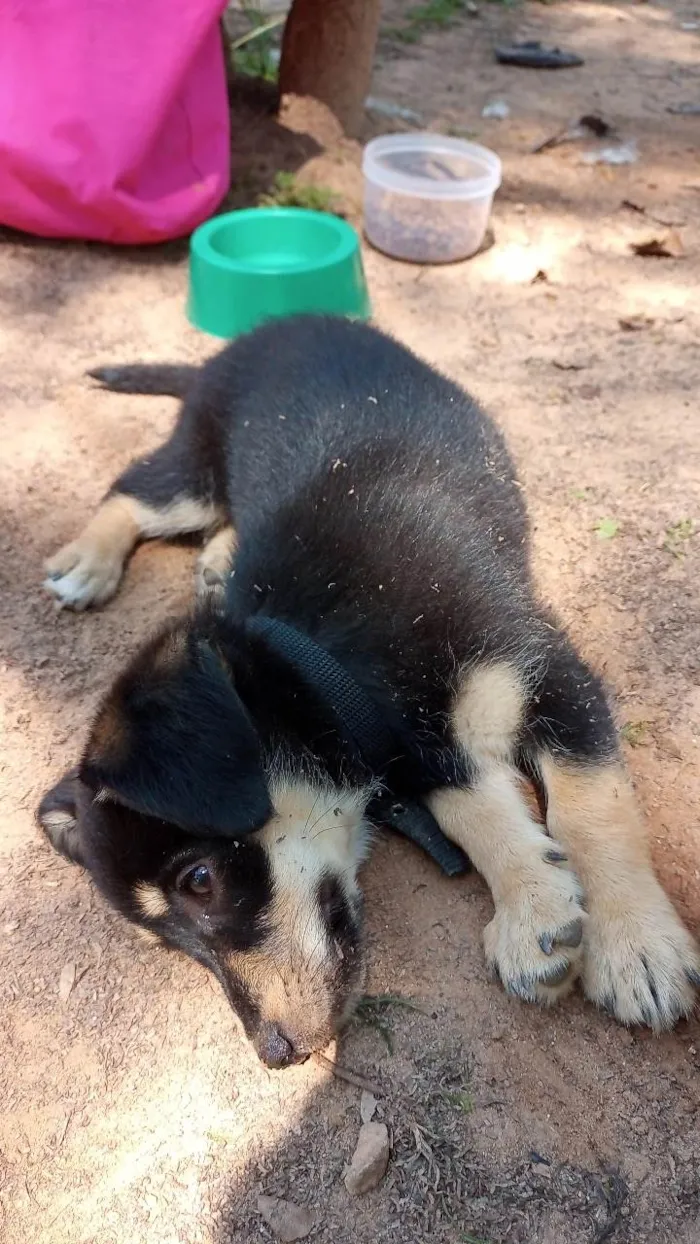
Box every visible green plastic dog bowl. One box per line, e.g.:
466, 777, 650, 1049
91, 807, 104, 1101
187, 208, 371, 338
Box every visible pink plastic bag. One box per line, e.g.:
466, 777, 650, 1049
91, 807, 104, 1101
0, 0, 230, 244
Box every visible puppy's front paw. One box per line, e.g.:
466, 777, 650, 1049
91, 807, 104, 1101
484, 841, 586, 1005
44, 538, 124, 610
583, 884, 700, 1030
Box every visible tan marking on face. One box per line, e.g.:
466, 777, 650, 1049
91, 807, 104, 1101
451, 661, 525, 764
540, 756, 700, 1029
44, 492, 223, 610
225, 779, 372, 1048
134, 882, 169, 920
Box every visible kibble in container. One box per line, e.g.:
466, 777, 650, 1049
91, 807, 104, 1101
363, 133, 502, 264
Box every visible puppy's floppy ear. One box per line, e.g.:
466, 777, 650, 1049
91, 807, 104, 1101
81, 622, 272, 837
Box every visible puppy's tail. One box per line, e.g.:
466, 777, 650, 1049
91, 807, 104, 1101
87, 363, 199, 398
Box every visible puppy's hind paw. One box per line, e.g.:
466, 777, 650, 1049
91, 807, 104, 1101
584, 887, 700, 1031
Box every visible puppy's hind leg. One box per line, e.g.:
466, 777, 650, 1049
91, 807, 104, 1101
195, 525, 238, 603
529, 631, 700, 1030
45, 428, 223, 611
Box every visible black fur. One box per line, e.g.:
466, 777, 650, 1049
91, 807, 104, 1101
82, 626, 272, 837
105, 314, 618, 784
39, 315, 621, 1062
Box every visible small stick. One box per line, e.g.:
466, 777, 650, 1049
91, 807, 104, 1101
312, 1052, 383, 1096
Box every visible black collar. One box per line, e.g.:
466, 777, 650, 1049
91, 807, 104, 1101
245, 615, 468, 877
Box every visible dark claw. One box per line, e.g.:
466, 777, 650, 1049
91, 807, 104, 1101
545, 848, 568, 864
639, 1000, 656, 1027
601, 992, 617, 1016
573, 879, 588, 909
540, 960, 571, 986
539, 932, 554, 956
556, 918, 584, 949
685, 967, 700, 988
202, 567, 224, 587
641, 956, 661, 1009
47, 569, 64, 581
505, 975, 538, 1003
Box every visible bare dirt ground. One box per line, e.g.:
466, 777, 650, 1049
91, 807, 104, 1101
2, 3, 700, 1242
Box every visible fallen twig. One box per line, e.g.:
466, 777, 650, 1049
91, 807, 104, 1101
312, 1052, 383, 1096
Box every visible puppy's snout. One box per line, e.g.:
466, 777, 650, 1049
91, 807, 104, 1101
256, 1022, 309, 1069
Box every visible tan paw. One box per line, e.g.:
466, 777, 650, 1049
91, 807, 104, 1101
583, 884, 700, 1030
484, 841, 586, 1005
44, 538, 125, 610
194, 526, 236, 602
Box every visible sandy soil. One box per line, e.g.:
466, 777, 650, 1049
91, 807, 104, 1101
1, 3, 700, 1242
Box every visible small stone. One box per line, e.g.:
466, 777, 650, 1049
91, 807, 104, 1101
58, 962, 77, 1002
257, 1194, 314, 1242
360, 1091, 377, 1124
344, 1122, 390, 1195
482, 99, 510, 119
531, 1161, 552, 1179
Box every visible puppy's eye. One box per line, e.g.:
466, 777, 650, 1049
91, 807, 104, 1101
179, 863, 213, 897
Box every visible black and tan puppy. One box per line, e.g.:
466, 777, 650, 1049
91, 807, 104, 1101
39, 316, 699, 1066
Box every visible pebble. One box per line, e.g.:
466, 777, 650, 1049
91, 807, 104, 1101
344, 1122, 390, 1196
360, 1091, 377, 1124
257, 1194, 314, 1242
482, 99, 510, 119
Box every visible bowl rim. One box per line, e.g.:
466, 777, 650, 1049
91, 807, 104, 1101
191, 207, 359, 276
362, 133, 502, 201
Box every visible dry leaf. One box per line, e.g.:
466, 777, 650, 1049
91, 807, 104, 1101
630, 231, 684, 258
58, 962, 77, 1002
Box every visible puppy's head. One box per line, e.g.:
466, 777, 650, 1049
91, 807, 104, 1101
39, 620, 372, 1067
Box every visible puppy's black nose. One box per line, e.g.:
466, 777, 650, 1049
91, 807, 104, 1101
257, 1023, 295, 1069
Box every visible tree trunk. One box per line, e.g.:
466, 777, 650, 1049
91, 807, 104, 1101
279, 0, 382, 136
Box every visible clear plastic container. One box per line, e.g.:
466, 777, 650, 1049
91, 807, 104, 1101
362, 133, 502, 264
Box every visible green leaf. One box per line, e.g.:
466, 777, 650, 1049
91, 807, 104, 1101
663, 518, 694, 558
620, 720, 650, 747
441, 1087, 474, 1113
593, 518, 619, 540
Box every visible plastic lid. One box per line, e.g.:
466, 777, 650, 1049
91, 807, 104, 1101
363, 133, 502, 200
